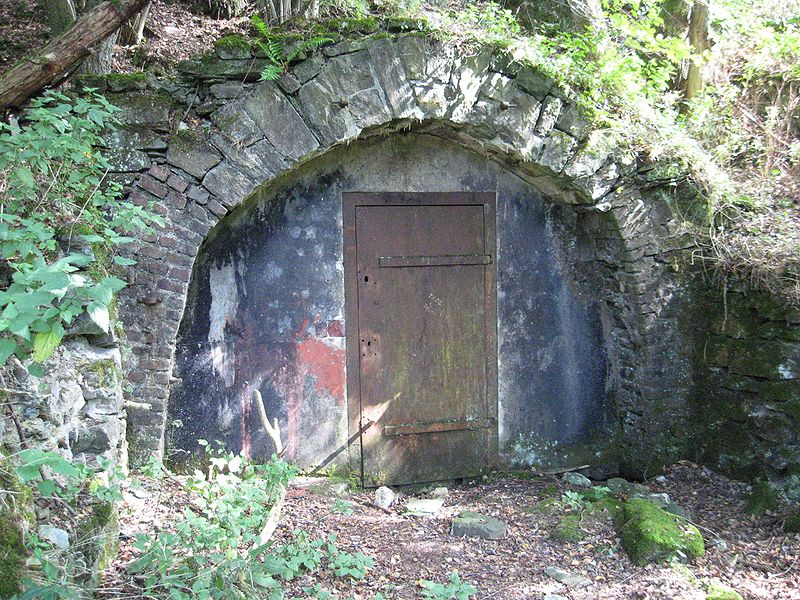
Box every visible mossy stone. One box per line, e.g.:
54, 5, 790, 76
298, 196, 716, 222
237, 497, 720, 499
105, 72, 147, 93
0, 511, 25, 599
316, 17, 380, 35
551, 514, 584, 542
522, 497, 559, 514
616, 498, 705, 566
76, 500, 119, 585
213, 34, 253, 59
704, 580, 743, 600
744, 481, 779, 516
589, 496, 621, 515
783, 513, 800, 532
0, 466, 30, 600
383, 16, 429, 32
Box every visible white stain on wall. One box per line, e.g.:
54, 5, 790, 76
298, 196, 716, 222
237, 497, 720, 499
208, 262, 238, 387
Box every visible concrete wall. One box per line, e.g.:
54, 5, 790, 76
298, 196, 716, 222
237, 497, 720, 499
167, 134, 611, 468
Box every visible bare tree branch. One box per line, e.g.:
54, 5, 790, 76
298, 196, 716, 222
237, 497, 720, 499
0, 0, 150, 112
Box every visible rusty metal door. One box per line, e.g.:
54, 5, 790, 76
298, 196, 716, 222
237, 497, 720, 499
343, 192, 498, 486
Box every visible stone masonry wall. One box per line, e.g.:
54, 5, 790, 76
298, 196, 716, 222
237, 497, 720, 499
87, 32, 709, 476
688, 281, 800, 489
0, 324, 127, 468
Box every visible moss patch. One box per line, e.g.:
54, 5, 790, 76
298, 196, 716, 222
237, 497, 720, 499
214, 34, 252, 53
0, 511, 25, 599
616, 498, 705, 566
551, 514, 585, 542
86, 358, 118, 388
783, 512, 800, 532
76, 500, 119, 584
106, 72, 147, 92
522, 497, 559, 515
313, 17, 380, 35
744, 480, 779, 515
704, 580, 743, 600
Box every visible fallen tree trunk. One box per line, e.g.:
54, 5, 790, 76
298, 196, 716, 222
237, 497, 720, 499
0, 0, 150, 112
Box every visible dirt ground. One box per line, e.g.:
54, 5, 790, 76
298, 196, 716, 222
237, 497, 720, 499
99, 462, 800, 599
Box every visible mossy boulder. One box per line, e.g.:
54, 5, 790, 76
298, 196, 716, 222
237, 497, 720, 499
0, 511, 26, 599
75, 500, 119, 586
704, 580, 743, 600
551, 514, 585, 542
616, 498, 705, 566
213, 34, 253, 59
783, 512, 800, 532
744, 480, 780, 515
105, 72, 147, 93
0, 466, 32, 599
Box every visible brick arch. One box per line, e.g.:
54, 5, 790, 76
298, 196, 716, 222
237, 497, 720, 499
117, 35, 691, 468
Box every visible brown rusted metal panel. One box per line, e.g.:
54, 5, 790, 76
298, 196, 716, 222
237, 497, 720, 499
343, 192, 498, 486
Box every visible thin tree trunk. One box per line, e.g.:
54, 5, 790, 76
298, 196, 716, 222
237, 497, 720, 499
120, 1, 151, 46
0, 0, 150, 111
79, 29, 119, 74
685, 0, 710, 103
42, 0, 77, 35
253, 389, 287, 545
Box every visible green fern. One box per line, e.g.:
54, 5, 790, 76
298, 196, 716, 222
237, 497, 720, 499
259, 64, 284, 82
250, 14, 331, 82
286, 37, 334, 62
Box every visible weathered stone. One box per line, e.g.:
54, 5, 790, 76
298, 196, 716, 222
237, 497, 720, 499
374, 486, 396, 509
104, 127, 167, 152
202, 162, 257, 207
38, 525, 70, 550
111, 93, 172, 131
106, 148, 151, 173
616, 498, 705, 566
243, 83, 319, 160
631, 491, 671, 508
451, 511, 508, 540
540, 130, 578, 173
209, 82, 250, 98
365, 37, 420, 119
177, 58, 269, 81
535, 96, 563, 136
208, 135, 286, 183
166, 131, 222, 179
563, 472, 592, 487
405, 498, 444, 517
187, 185, 210, 204
543, 567, 592, 589
211, 101, 263, 147
431, 486, 449, 499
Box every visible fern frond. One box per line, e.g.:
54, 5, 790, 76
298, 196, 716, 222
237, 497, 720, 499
265, 38, 286, 63
286, 37, 333, 62
259, 64, 284, 82
251, 14, 271, 40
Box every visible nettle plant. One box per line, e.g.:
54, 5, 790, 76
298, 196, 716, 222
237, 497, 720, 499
0, 90, 160, 374
129, 446, 375, 599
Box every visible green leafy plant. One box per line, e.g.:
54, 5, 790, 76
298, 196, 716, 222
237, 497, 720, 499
128, 444, 373, 598
331, 498, 355, 515
561, 490, 589, 512
251, 14, 332, 81
0, 91, 160, 374
420, 571, 477, 600
9, 450, 129, 598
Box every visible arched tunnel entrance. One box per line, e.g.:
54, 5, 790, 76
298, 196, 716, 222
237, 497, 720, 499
166, 133, 611, 484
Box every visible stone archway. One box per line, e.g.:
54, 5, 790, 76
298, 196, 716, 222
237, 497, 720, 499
112, 34, 694, 473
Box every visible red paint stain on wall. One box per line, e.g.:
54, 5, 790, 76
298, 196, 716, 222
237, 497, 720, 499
296, 337, 346, 401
